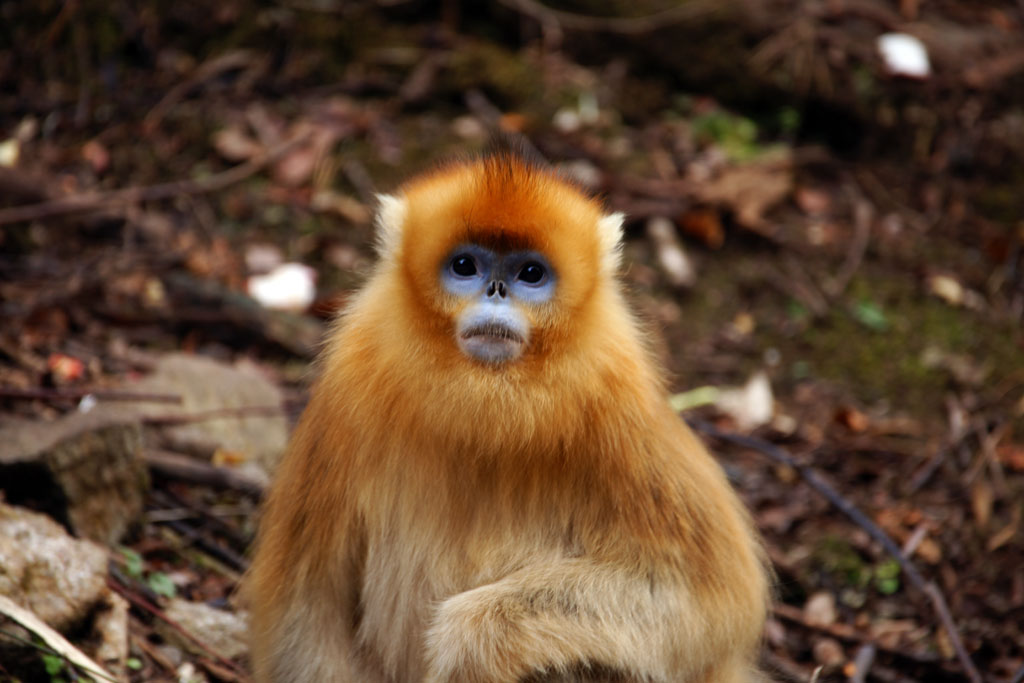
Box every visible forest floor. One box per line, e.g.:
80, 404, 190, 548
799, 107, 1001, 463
0, 2, 1022, 682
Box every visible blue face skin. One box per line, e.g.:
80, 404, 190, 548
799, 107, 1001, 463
440, 244, 556, 364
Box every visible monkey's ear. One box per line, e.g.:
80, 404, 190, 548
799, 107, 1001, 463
596, 212, 625, 274
374, 194, 408, 258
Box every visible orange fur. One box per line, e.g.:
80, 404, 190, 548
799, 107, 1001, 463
246, 152, 770, 682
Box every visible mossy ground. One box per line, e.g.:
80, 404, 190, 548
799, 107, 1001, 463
654, 247, 1023, 426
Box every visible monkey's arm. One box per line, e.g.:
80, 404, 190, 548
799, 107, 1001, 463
422, 558, 696, 683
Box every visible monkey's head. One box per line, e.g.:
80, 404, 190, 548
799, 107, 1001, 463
373, 150, 624, 367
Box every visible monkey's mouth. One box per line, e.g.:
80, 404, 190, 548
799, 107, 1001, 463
461, 323, 525, 345
458, 323, 526, 364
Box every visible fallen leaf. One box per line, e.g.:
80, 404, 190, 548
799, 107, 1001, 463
812, 638, 845, 667
695, 158, 793, 235
715, 372, 774, 431
647, 217, 696, 288
81, 140, 110, 174
928, 274, 964, 305
877, 33, 931, 79
247, 263, 317, 312
273, 144, 319, 187
678, 208, 725, 248
920, 347, 990, 385
212, 448, 248, 467
245, 243, 284, 274
835, 406, 870, 432
971, 479, 994, 530
0, 595, 113, 683
499, 112, 527, 132
851, 299, 889, 331
804, 591, 837, 627
48, 353, 85, 384
915, 537, 942, 564
987, 505, 1021, 552
794, 186, 831, 215
212, 126, 264, 162
451, 115, 487, 140
310, 191, 371, 224
731, 311, 756, 337
997, 443, 1024, 471
926, 274, 986, 309
935, 625, 956, 660
0, 138, 19, 167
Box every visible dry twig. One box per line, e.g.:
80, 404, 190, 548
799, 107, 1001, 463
141, 404, 284, 427
0, 595, 116, 683
0, 135, 309, 226
826, 197, 872, 298
0, 386, 182, 404
772, 603, 938, 667
496, 0, 722, 34
107, 575, 249, 680
143, 50, 258, 132
145, 449, 265, 498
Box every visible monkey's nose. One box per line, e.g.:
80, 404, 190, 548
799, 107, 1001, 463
486, 280, 508, 299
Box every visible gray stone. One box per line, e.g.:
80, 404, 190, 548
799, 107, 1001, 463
158, 598, 249, 660
129, 353, 288, 476
0, 412, 147, 545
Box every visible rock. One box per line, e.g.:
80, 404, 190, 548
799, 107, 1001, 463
0, 353, 285, 540
0, 503, 128, 672
0, 412, 147, 545
157, 599, 249, 660
0, 503, 107, 627
128, 353, 288, 476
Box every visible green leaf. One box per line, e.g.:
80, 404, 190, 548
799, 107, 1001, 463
786, 299, 808, 321
146, 572, 177, 598
778, 106, 801, 135
668, 386, 720, 413
874, 559, 901, 595
41, 653, 65, 676
852, 299, 889, 331
126, 657, 143, 671
790, 361, 811, 380
118, 547, 143, 578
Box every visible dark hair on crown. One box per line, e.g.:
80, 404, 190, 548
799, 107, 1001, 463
483, 133, 550, 171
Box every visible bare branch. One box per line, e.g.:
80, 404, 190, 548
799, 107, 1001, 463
495, 0, 722, 35
688, 418, 983, 683
0, 135, 308, 226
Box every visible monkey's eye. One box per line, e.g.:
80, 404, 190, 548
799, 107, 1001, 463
517, 262, 546, 285
450, 254, 478, 278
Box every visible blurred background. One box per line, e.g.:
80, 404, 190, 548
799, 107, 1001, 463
0, 1, 1022, 681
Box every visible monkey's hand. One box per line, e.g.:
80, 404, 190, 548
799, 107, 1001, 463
423, 559, 673, 683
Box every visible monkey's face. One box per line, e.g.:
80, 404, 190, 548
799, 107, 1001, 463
384, 155, 620, 369
439, 244, 556, 364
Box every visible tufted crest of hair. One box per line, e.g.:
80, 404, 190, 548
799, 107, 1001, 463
376, 149, 623, 278
246, 148, 769, 683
